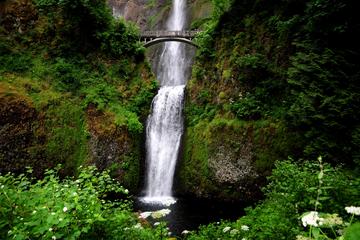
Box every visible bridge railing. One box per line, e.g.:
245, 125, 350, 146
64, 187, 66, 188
140, 30, 201, 39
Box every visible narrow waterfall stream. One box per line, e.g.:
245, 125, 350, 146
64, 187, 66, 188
141, 0, 188, 205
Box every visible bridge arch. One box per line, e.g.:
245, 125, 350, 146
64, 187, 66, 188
140, 30, 200, 48
143, 37, 198, 48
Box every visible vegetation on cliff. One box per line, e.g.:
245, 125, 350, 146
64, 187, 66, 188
180, 0, 360, 239
178, 0, 360, 199
0, 0, 157, 187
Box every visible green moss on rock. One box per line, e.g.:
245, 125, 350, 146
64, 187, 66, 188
178, 117, 299, 201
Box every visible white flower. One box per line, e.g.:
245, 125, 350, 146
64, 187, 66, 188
223, 226, 231, 233
321, 214, 343, 226
59, 218, 63, 222
133, 223, 143, 229
63, 207, 68, 212
230, 229, 239, 235
296, 235, 312, 240
151, 209, 171, 219
72, 192, 77, 196
32, 210, 37, 214
1, 185, 4, 189
301, 211, 324, 227
49, 228, 53, 232
242, 238, 247, 240
182, 230, 190, 235
241, 225, 249, 231
124, 189, 129, 194
52, 236, 56, 240
51, 212, 56, 215
139, 212, 152, 219
154, 222, 160, 226
345, 206, 360, 216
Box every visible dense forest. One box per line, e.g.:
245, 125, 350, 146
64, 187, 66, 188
1, 0, 360, 239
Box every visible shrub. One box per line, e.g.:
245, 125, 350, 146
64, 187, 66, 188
0, 166, 167, 239
187, 159, 360, 240
53, 58, 83, 92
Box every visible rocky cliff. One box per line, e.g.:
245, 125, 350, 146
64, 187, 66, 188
0, 0, 157, 192
108, 0, 212, 30
175, 0, 360, 201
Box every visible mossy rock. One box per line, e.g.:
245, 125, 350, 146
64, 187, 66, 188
177, 117, 298, 201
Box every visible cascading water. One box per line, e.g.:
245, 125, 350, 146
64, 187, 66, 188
142, 0, 188, 205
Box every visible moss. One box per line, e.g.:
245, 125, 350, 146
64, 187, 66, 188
44, 99, 88, 175
178, 116, 298, 201
0, 77, 88, 176
0, 81, 40, 176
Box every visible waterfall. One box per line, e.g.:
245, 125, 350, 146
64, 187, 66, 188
142, 0, 188, 205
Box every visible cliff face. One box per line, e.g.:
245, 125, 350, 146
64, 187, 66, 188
0, 83, 40, 175
177, 118, 297, 201
108, 0, 149, 29
175, 0, 360, 201
0, 0, 157, 192
108, 0, 212, 30
86, 106, 144, 190
0, 78, 147, 190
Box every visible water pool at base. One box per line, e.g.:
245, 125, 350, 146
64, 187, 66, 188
134, 197, 246, 236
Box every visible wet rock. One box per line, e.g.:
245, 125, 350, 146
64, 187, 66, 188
0, 85, 45, 176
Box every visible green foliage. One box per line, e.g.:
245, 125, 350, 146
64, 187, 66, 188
179, 121, 212, 195
211, 0, 233, 19
194, 22, 217, 57
344, 223, 360, 240
190, 0, 360, 166
180, 117, 296, 200
33, 0, 111, 53
111, 105, 143, 134
187, 160, 360, 239
193, 0, 233, 57
99, 18, 144, 59
0, 50, 33, 73
185, 103, 217, 126
286, 46, 360, 164
230, 93, 262, 120
52, 58, 84, 92
83, 83, 121, 110
128, 79, 158, 115
0, 166, 167, 239
44, 99, 88, 175
32, 0, 143, 59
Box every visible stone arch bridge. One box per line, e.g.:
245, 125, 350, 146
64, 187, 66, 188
140, 30, 201, 48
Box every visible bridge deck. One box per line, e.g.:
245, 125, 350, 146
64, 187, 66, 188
140, 30, 200, 39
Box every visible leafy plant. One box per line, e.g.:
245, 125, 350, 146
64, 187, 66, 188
186, 159, 360, 239
0, 166, 167, 239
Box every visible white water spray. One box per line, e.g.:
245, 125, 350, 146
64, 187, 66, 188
142, 0, 189, 205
